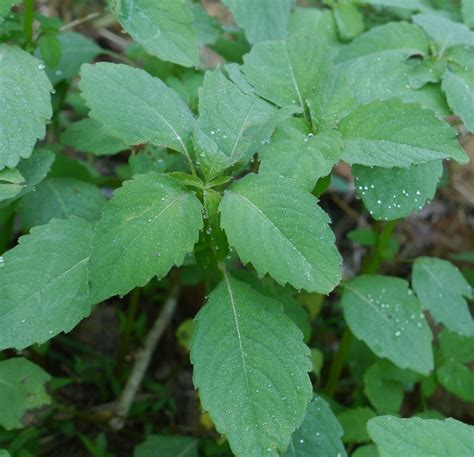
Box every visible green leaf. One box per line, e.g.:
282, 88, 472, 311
259, 119, 342, 191
0, 358, 51, 430
61, 118, 127, 156
339, 99, 467, 167
353, 160, 443, 220
364, 363, 404, 414
462, 0, 474, 28
0, 450, 10, 457
437, 358, 474, 402
368, 416, 474, 457
134, 435, 198, 457
336, 21, 429, 63
412, 257, 474, 336
241, 32, 321, 112
0, 0, 20, 16
0, 217, 93, 350
191, 127, 233, 181
190, 3, 220, 46
438, 329, 474, 364
352, 444, 379, 457
282, 395, 347, 457
190, 276, 312, 457
355, 0, 431, 10
289, 8, 340, 50
407, 57, 445, 89
0, 45, 52, 170
334, 3, 365, 41
339, 54, 449, 116
44, 32, 101, 84
413, 13, 474, 50
197, 70, 280, 167
0, 168, 24, 202
219, 173, 342, 294
114, 0, 199, 67
222, 0, 293, 44
38, 32, 62, 70
442, 68, 474, 132
11, 149, 55, 200
342, 275, 433, 374
18, 178, 106, 230
89, 173, 203, 302
337, 407, 376, 444
79, 63, 195, 158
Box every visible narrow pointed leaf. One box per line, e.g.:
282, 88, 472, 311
89, 173, 203, 302
191, 276, 312, 457
0, 45, 52, 169
342, 275, 433, 374
339, 99, 467, 167
0, 217, 93, 350
219, 174, 342, 293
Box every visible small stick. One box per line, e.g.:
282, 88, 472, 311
59, 12, 101, 32
109, 284, 180, 430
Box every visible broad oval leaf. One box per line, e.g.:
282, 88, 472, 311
412, 257, 474, 336
335, 21, 429, 63
259, 119, 342, 191
197, 70, 278, 168
36, 31, 102, 84
0, 358, 51, 430
113, 0, 199, 67
282, 395, 347, 457
342, 275, 433, 374
242, 32, 321, 112
353, 160, 443, 220
18, 178, 106, 230
339, 99, 467, 167
79, 63, 195, 157
0, 45, 52, 169
191, 276, 312, 457
219, 173, 342, 294
89, 173, 203, 303
0, 217, 93, 350
413, 13, 474, 50
222, 0, 292, 44
338, 55, 449, 116
368, 416, 474, 457
61, 118, 127, 156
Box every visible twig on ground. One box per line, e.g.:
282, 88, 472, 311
109, 284, 180, 430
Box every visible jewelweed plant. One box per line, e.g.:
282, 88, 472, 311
0, 0, 473, 456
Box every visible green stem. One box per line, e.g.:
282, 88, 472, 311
115, 288, 141, 377
324, 219, 398, 397
23, 0, 35, 44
